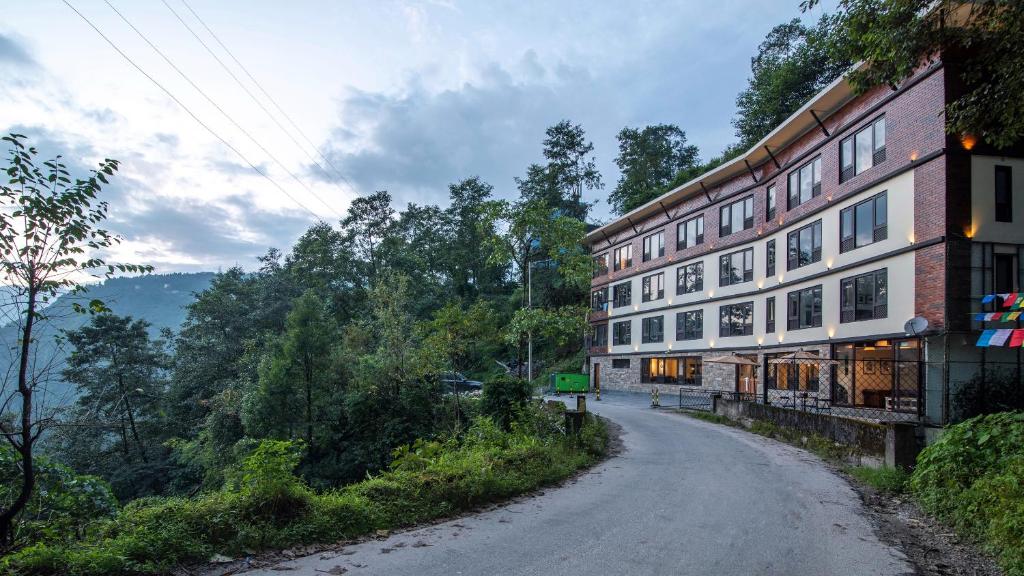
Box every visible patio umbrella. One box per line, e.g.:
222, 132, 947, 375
705, 354, 758, 365
768, 350, 840, 364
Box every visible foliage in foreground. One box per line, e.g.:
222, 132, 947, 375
911, 412, 1024, 576
847, 466, 909, 495
3, 404, 607, 576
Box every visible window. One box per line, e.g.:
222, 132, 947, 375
719, 302, 754, 337
612, 282, 632, 308
613, 244, 632, 271
766, 352, 819, 391
641, 357, 678, 384
612, 358, 630, 369
676, 310, 703, 341
591, 287, 608, 312
840, 116, 886, 182
593, 253, 609, 277
642, 272, 665, 302
787, 285, 823, 330
719, 248, 754, 287
677, 215, 704, 250
719, 196, 754, 237
994, 253, 1019, 293
641, 316, 664, 343
766, 184, 776, 221
996, 165, 1013, 223
766, 296, 776, 333
787, 156, 822, 209
787, 220, 822, 270
679, 357, 702, 386
766, 239, 776, 277
643, 231, 665, 261
840, 269, 887, 322
612, 320, 632, 345
676, 261, 704, 295
593, 324, 608, 347
840, 192, 887, 252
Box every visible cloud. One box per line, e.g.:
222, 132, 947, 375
0, 33, 34, 68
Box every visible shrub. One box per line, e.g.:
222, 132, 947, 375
481, 375, 533, 428
911, 411, 1024, 575
848, 466, 909, 494
3, 405, 609, 576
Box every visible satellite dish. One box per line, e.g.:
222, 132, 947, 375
904, 317, 929, 336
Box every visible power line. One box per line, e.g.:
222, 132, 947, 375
160, 0, 357, 199
61, 0, 322, 220
102, 0, 342, 218
178, 0, 356, 191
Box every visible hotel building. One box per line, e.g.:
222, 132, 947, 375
585, 57, 1023, 425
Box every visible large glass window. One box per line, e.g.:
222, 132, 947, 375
592, 253, 609, 278
719, 248, 754, 287
719, 196, 754, 237
679, 357, 702, 386
641, 357, 678, 384
591, 287, 608, 312
593, 324, 608, 347
766, 184, 776, 221
676, 310, 703, 340
612, 281, 632, 308
677, 215, 704, 250
642, 272, 665, 302
613, 244, 632, 271
765, 351, 819, 391
766, 239, 776, 276
642, 231, 665, 261
787, 220, 822, 270
766, 296, 776, 333
641, 316, 664, 343
787, 285, 823, 330
719, 302, 754, 337
787, 156, 822, 209
840, 116, 886, 182
676, 261, 704, 294
840, 192, 887, 252
612, 320, 632, 345
840, 269, 887, 322
996, 165, 1013, 223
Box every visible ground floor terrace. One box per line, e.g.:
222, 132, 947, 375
589, 334, 1022, 425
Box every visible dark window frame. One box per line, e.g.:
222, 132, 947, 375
641, 315, 664, 343
840, 192, 887, 253
766, 239, 776, 277
642, 230, 665, 262
611, 358, 630, 369
719, 247, 754, 287
676, 215, 705, 250
787, 156, 822, 210
612, 320, 632, 345
840, 268, 888, 323
995, 165, 1013, 223
765, 296, 776, 333
613, 244, 633, 271
719, 196, 754, 237
766, 184, 776, 222
719, 301, 754, 337
676, 261, 704, 295
591, 287, 608, 312
840, 115, 886, 183
787, 285, 823, 330
592, 253, 609, 278
612, 281, 632, 308
787, 220, 823, 271
593, 323, 608, 347
676, 309, 703, 341
642, 272, 665, 302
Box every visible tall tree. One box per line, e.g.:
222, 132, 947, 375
609, 124, 701, 215
445, 177, 506, 299
339, 190, 395, 284
59, 315, 170, 499
0, 134, 150, 544
808, 0, 1024, 148
517, 121, 603, 221
733, 16, 850, 149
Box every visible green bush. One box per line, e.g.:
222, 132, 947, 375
848, 466, 909, 494
911, 411, 1024, 575
3, 406, 608, 576
481, 374, 533, 428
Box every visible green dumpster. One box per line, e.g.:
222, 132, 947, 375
550, 372, 589, 394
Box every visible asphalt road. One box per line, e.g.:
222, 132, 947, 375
241, 392, 912, 576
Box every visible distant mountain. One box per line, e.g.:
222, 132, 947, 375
0, 272, 215, 406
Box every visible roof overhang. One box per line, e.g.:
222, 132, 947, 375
585, 61, 870, 248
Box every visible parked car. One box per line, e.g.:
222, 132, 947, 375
440, 372, 483, 393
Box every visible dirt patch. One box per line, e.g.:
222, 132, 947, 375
842, 475, 1002, 576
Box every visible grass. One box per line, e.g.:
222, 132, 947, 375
848, 466, 910, 494
3, 406, 608, 576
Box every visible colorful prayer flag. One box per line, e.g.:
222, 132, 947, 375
990, 329, 1013, 346
977, 330, 996, 346
982, 295, 995, 304
1003, 293, 1019, 308
1010, 329, 1024, 348
1008, 312, 1022, 321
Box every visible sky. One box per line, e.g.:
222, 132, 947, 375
0, 0, 835, 274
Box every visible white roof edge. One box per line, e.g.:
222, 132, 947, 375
586, 61, 868, 246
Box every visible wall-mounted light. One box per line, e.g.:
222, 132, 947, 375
707, 290, 714, 298
777, 217, 784, 226
826, 195, 833, 202
908, 234, 916, 245
756, 280, 764, 289
909, 150, 920, 161
826, 258, 834, 269
757, 337, 764, 346
756, 228, 763, 236
778, 333, 785, 342
777, 275, 784, 284
827, 327, 836, 339
960, 133, 978, 151
965, 226, 975, 239
709, 340, 716, 348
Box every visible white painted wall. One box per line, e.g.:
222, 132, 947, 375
971, 155, 1024, 244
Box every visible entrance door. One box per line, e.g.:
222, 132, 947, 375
735, 357, 757, 395
593, 362, 601, 392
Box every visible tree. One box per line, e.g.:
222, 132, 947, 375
0, 133, 150, 544
58, 315, 170, 499
808, 0, 1024, 148
733, 16, 850, 149
445, 177, 506, 299
339, 190, 395, 284
609, 124, 701, 215
517, 121, 603, 221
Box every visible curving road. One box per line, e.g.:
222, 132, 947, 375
241, 392, 912, 576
